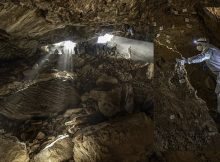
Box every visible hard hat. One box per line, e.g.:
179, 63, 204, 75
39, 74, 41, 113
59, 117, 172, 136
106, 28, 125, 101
194, 38, 209, 44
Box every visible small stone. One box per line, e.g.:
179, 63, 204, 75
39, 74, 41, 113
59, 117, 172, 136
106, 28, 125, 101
186, 24, 192, 28
182, 8, 187, 13
185, 18, 190, 22
43, 122, 48, 126
153, 22, 157, 26
65, 120, 76, 126
56, 116, 63, 121
166, 35, 170, 39
170, 115, 175, 120
33, 139, 38, 144
0, 129, 5, 134
179, 79, 185, 83
36, 132, 45, 140
174, 11, 178, 15
28, 143, 34, 147
48, 136, 55, 140
31, 144, 40, 152
63, 108, 83, 118
159, 26, 163, 31
156, 34, 160, 38
166, 40, 171, 44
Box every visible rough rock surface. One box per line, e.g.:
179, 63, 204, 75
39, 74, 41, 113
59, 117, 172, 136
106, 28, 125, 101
73, 113, 153, 162
89, 87, 122, 117
0, 135, 29, 162
0, 53, 152, 119
32, 135, 73, 162
0, 52, 154, 161
0, 78, 80, 119
96, 74, 118, 88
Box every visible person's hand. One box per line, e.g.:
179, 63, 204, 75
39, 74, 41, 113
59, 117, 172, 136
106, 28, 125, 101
176, 58, 187, 66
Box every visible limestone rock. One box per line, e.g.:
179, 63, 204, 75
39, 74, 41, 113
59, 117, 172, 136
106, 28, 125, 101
89, 87, 122, 117
96, 74, 118, 87
72, 57, 85, 68
32, 135, 73, 162
73, 113, 153, 162
63, 108, 84, 118
116, 71, 133, 82
0, 135, 29, 162
0, 79, 81, 119
36, 132, 45, 140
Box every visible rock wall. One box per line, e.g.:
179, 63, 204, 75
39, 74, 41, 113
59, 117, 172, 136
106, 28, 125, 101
73, 113, 153, 162
0, 135, 29, 162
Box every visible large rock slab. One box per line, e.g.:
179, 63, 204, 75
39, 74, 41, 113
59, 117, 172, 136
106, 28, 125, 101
73, 113, 153, 162
0, 78, 80, 119
0, 135, 29, 162
32, 135, 73, 162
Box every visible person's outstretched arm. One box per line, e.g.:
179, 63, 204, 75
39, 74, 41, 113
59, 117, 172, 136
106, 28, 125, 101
187, 49, 211, 64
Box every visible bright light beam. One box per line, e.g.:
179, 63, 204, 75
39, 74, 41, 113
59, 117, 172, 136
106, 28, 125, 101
63, 41, 76, 54
97, 34, 114, 44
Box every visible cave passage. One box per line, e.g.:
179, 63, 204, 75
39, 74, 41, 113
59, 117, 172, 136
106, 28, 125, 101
1, 1, 220, 162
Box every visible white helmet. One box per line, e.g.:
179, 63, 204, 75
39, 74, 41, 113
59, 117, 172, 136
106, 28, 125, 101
194, 38, 209, 45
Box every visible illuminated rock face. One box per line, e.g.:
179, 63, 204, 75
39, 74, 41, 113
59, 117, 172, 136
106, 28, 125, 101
32, 136, 73, 162
73, 113, 153, 162
0, 135, 29, 162
0, 53, 153, 119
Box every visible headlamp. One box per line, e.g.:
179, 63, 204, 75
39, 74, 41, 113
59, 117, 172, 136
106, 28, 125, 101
193, 40, 198, 44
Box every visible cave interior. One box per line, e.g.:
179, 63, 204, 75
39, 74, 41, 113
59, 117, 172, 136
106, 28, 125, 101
1, 0, 220, 162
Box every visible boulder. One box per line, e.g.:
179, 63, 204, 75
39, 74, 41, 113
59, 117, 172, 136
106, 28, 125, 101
36, 132, 46, 140
72, 57, 85, 68
73, 113, 153, 162
89, 87, 122, 117
32, 135, 73, 162
63, 108, 84, 118
0, 135, 29, 162
116, 71, 133, 82
96, 74, 118, 87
